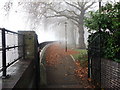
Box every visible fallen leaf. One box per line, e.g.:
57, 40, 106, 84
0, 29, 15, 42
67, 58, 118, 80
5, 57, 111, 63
88, 78, 92, 82
65, 74, 68, 76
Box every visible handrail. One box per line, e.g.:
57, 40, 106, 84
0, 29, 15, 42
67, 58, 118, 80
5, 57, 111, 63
0, 28, 23, 35
0, 45, 23, 51
0, 28, 24, 78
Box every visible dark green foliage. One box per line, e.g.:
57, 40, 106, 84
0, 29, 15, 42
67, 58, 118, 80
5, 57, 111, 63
85, 2, 120, 33
86, 2, 120, 62
88, 31, 109, 57
105, 31, 120, 60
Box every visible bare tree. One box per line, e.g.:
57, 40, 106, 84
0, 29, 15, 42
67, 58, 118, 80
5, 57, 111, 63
2, 1, 13, 16
17, 1, 95, 48
39, 1, 95, 48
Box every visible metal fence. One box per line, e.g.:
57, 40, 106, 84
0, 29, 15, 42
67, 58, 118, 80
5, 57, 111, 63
88, 33, 101, 87
101, 59, 120, 88
88, 33, 120, 88
0, 28, 24, 78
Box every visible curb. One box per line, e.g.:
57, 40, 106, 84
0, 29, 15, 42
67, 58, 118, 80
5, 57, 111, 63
70, 54, 76, 62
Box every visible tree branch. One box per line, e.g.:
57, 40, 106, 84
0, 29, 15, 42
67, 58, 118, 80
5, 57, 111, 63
65, 1, 81, 11
71, 20, 79, 27
46, 7, 80, 23
66, 10, 79, 17
84, 2, 95, 11
45, 13, 80, 24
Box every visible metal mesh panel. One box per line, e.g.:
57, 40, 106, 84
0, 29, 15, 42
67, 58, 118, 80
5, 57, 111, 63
91, 57, 101, 87
88, 32, 120, 88
88, 33, 101, 87
101, 59, 120, 88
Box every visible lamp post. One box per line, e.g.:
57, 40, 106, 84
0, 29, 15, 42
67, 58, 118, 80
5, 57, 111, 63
74, 29, 76, 48
65, 22, 67, 52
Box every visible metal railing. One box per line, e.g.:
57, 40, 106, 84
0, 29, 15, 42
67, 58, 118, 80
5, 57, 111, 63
0, 28, 24, 78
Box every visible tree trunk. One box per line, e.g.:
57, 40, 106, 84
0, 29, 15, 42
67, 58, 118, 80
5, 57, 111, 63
77, 11, 86, 49
78, 25, 86, 49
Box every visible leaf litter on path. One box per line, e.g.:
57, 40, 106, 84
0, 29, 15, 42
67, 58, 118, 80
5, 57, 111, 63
46, 44, 79, 67
45, 43, 95, 88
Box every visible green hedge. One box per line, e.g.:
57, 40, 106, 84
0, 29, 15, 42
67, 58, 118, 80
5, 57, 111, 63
88, 31, 120, 62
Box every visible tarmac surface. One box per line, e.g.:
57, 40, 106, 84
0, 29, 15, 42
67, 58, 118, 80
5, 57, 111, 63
45, 44, 83, 88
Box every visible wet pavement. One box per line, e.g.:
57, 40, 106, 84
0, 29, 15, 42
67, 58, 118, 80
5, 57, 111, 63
45, 44, 83, 88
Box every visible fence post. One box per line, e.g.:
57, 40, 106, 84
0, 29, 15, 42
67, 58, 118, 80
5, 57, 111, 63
99, 1, 102, 87
2, 28, 6, 77
88, 48, 91, 78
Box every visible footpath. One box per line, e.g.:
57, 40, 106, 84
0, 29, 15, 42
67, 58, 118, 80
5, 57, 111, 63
45, 43, 94, 88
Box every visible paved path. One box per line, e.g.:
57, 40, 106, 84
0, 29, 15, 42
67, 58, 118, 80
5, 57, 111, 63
45, 44, 83, 88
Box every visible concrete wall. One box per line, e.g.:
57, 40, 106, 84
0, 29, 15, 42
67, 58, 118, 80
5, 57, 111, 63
18, 31, 38, 59
39, 42, 54, 87
13, 60, 36, 89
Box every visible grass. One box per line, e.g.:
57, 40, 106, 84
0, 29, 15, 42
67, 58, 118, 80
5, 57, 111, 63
72, 49, 88, 67
73, 49, 88, 61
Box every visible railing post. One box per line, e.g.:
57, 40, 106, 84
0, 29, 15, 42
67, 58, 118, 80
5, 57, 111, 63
2, 28, 6, 77
22, 35, 25, 59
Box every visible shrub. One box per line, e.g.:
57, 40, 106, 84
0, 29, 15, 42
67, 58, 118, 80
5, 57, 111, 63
104, 31, 120, 61
86, 2, 120, 62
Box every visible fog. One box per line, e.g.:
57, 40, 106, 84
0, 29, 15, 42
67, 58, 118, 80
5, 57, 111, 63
0, 0, 119, 89
0, 0, 119, 44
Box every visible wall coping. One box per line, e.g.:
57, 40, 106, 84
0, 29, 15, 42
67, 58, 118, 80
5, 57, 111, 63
1, 59, 32, 89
